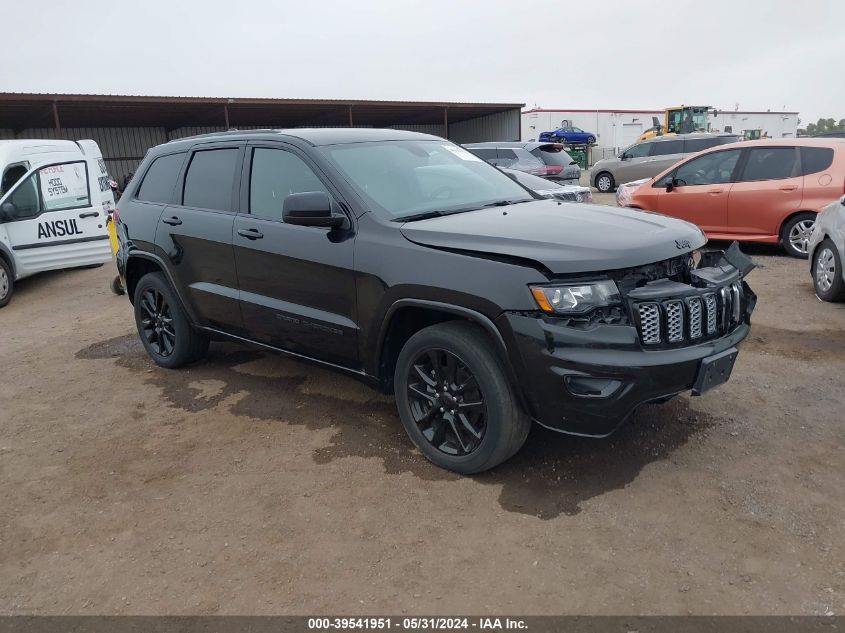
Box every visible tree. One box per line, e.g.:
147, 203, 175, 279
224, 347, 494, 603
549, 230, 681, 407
802, 117, 845, 136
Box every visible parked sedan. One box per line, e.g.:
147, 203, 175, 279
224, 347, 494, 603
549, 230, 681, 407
538, 126, 596, 145
624, 138, 845, 258
808, 195, 845, 301
501, 168, 593, 203
464, 142, 581, 184
592, 133, 739, 193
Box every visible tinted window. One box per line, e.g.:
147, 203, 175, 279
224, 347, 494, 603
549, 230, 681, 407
8, 172, 41, 218
800, 147, 834, 175
674, 149, 742, 186
684, 138, 720, 153
466, 148, 497, 161
531, 146, 574, 166
497, 149, 518, 160
651, 139, 684, 156
250, 149, 330, 220
137, 153, 185, 203
625, 143, 651, 159
740, 147, 799, 181
182, 149, 239, 211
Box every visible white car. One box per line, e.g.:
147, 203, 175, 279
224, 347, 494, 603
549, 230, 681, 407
808, 195, 845, 302
0, 139, 115, 307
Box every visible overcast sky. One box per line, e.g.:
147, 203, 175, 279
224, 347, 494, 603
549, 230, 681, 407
1, 0, 842, 124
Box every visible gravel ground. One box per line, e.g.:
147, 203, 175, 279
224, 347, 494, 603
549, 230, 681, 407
1, 207, 843, 615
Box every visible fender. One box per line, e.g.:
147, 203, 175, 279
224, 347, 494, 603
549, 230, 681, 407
375, 298, 531, 411
0, 242, 15, 279
124, 250, 201, 326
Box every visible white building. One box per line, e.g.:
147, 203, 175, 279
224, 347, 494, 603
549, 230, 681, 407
521, 108, 800, 165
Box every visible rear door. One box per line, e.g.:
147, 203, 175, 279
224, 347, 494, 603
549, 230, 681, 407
656, 148, 743, 232
154, 143, 244, 333
233, 143, 358, 367
0, 160, 111, 275
727, 146, 803, 238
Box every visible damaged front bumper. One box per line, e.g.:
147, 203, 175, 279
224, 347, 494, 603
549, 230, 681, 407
499, 244, 757, 437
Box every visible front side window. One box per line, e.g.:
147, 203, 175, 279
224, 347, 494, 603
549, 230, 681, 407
651, 139, 684, 156
1, 163, 28, 196
136, 153, 186, 204
321, 140, 534, 219
250, 148, 331, 221
624, 143, 652, 159
182, 148, 239, 211
740, 147, 799, 182
7, 172, 41, 219
673, 149, 742, 186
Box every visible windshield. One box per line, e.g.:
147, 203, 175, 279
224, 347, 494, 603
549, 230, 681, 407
320, 140, 534, 220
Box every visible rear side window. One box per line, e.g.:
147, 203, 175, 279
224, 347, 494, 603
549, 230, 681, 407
650, 139, 684, 156
740, 147, 799, 181
531, 145, 574, 166
684, 138, 719, 153
136, 153, 185, 204
800, 147, 834, 175
466, 148, 497, 162
182, 148, 239, 211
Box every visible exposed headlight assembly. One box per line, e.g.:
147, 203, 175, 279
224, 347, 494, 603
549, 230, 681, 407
530, 280, 621, 315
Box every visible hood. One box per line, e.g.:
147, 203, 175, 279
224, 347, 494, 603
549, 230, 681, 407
399, 199, 705, 274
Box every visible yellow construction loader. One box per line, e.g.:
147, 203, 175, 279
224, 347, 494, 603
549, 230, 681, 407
637, 105, 716, 141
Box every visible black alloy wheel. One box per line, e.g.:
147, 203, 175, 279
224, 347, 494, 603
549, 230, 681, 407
138, 287, 176, 357
406, 348, 488, 456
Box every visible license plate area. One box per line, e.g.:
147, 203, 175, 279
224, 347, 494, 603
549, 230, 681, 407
691, 347, 738, 396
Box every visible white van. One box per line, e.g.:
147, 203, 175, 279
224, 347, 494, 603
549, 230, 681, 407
0, 139, 115, 307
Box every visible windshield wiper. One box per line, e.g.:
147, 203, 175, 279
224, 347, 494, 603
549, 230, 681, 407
394, 200, 529, 223
393, 210, 449, 222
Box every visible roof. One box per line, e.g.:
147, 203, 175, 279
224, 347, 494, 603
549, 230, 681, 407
0, 93, 523, 130
165, 127, 442, 148
522, 107, 800, 116
646, 132, 739, 142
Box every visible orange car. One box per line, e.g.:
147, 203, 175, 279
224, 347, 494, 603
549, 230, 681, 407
625, 138, 845, 257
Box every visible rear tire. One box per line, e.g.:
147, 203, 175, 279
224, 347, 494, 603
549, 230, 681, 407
110, 275, 125, 296
0, 258, 13, 308
595, 172, 615, 193
133, 272, 209, 368
813, 239, 845, 302
781, 212, 816, 258
393, 321, 530, 474
587, 136, 596, 144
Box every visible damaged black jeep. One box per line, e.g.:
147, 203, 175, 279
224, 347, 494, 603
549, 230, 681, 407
116, 129, 755, 474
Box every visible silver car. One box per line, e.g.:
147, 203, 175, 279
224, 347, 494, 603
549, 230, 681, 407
808, 195, 845, 301
501, 168, 593, 203
464, 141, 581, 185
591, 133, 740, 193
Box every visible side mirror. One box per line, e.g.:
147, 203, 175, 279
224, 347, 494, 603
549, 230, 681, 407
620, 153, 628, 161
0, 201, 15, 221
282, 191, 345, 229
665, 180, 674, 193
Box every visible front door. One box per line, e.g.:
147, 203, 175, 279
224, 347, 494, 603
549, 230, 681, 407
154, 144, 244, 333
0, 160, 111, 277
233, 144, 358, 368
656, 148, 743, 233
615, 141, 654, 183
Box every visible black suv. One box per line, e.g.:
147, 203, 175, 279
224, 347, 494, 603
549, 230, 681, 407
115, 129, 756, 474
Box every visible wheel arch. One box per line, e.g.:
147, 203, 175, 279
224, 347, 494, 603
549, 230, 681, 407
124, 253, 198, 324
0, 243, 15, 279
374, 299, 531, 417
779, 209, 818, 240
593, 170, 614, 189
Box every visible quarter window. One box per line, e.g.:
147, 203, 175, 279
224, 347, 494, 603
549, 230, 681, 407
136, 153, 186, 204
673, 149, 742, 186
249, 148, 330, 221
799, 147, 834, 175
740, 147, 800, 181
183, 148, 239, 211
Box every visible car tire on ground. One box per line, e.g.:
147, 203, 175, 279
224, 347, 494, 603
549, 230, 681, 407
595, 172, 615, 193
781, 212, 816, 259
812, 238, 845, 302
133, 271, 209, 369
0, 257, 13, 308
111, 275, 125, 296
393, 321, 530, 474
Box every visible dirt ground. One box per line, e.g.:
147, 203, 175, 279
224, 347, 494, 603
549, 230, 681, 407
1, 232, 844, 615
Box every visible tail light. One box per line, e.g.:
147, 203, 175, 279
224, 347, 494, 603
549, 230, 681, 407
528, 165, 564, 177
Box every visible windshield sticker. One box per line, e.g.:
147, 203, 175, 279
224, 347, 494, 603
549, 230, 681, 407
442, 144, 482, 161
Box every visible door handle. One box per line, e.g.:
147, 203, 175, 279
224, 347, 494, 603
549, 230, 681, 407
779, 185, 797, 191
706, 189, 724, 194
161, 216, 182, 226
78, 211, 99, 219
237, 228, 264, 240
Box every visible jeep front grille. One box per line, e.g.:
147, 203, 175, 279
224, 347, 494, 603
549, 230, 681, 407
634, 281, 743, 347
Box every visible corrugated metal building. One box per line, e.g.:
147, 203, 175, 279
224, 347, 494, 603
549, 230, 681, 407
522, 108, 801, 164
0, 93, 523, 182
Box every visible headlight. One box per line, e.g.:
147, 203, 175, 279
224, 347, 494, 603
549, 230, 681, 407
530, 280, 621, 314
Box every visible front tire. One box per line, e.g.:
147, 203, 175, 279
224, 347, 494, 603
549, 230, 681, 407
0, 258, 13, 308
781, 212, 816, 258
595, 172, 615, 193
587, 136, 596, 144
394, 321, 530, 474
813, 239, 845, 302
133, 272, 209, 368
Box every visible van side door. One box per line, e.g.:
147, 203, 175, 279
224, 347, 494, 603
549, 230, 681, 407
0, 160, 111, 276
646, 138, 685, 176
